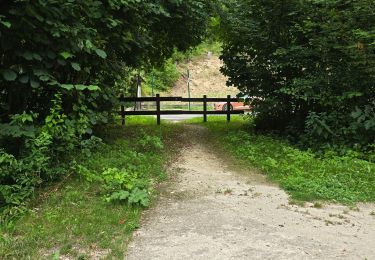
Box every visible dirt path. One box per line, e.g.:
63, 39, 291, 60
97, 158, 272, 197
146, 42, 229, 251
126, 126, 375, 260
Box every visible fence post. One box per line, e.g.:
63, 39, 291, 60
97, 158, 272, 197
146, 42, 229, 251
227, 95, 231, 123
120, 94, 125, 126
203, 95, 207, 122
187, 69, 191, 111
156, 94, 161, 125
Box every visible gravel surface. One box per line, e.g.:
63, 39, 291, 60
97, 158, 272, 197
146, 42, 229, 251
126, 124, 375, 260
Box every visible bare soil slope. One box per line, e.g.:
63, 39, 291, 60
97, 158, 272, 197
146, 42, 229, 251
126, 126, 375, 260
167, 54, 239, 98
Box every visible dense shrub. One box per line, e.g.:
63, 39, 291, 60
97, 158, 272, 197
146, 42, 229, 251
76, 129, 166, 207
144, 59, 180, 93
219, 0, 375, 152
0, 0, 211, 221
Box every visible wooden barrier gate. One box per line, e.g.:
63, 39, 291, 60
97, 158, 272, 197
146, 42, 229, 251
119, 94, 244, 125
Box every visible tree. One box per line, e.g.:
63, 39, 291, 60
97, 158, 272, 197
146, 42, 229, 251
0, 0, 210, 121
0, 0, 211, 219
219, 0, 375, 150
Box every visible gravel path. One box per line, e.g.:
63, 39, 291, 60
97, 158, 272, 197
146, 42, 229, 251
126, 126, 375, 260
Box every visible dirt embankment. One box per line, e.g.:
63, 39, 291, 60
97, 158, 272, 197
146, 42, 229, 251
167, 54, 239, 98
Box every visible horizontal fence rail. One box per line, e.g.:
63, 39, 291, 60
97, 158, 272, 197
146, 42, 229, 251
119, 97, 240, 102
119, 94, 245, 125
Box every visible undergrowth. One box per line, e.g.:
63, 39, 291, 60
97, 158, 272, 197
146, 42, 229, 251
0, 117, 181, 259
188, 116, 375, 204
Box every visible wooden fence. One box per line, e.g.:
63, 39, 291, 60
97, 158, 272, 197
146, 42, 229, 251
119, 94, 244, 125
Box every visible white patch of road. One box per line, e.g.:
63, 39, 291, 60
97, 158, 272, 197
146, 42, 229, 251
126, 126, 375, 260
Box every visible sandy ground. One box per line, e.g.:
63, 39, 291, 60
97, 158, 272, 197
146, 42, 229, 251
126, 126, 375, 260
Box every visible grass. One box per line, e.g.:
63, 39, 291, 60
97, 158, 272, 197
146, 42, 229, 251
143, 103, 215, 111
0, 116, 182, 259
2, 114, 374, 258
186, 116, 375, 204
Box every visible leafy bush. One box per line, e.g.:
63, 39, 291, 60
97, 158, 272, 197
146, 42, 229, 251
304, 106, 375, 157
101, 168, 150, 206
1, 1, 211, 221
137, 131, 164, 151
76, 130, 166, 207
0, 131, 52, 224
0, 93, 99, 224
144, 59, 180, 93
0, 121, 177, 259
76, 165, 150, 207
219, 0, 375, 152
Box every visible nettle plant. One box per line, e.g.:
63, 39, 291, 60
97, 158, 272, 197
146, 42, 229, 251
102, 168, 150, 207
77, 165, 151, 207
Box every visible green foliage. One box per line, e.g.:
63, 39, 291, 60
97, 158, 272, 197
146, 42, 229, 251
76, 125, 167, 207
1, 179, 142, 259
101, 167, 150, 207
144, 59, 180, 93
1, 0, 211, 221
0, 93, 101, 223
1, 121, 180, 258
0, 0, 210, 120
219, 0, 375, 151
142, 40, 222, 95
304, 106, 375, 158
190, 116, 375, 204
137, 130, 164, 151
0, 131, 52, 224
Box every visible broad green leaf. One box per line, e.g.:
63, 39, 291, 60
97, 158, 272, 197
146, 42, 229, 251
33, 53, 42, 61
39, 75, 50, 81
30, 79, 40, 88
19, 74, 29, 84
71, 62, 81, 71
47, 80, 59, 86
47, 51, 56, 59
60, 84, 74, 90
87, 85, 100, 91
1, 21, 11, 28
75, 85, 87, 91
85, 40, 94, 49
33, 69, 48, 76
57, 59, 67, 66
2, 70, 17, 81
86, 128, 93, 135
95, 49, 107, 59
59, 51, 74, 60
22, 51, 33, 61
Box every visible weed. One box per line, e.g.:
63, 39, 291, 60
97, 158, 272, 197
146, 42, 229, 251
349, 206, 360, 212
313, 202, 323, 209
0, 117, 182, 259
224, 188, 232, 195
289, 199, 305, 207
